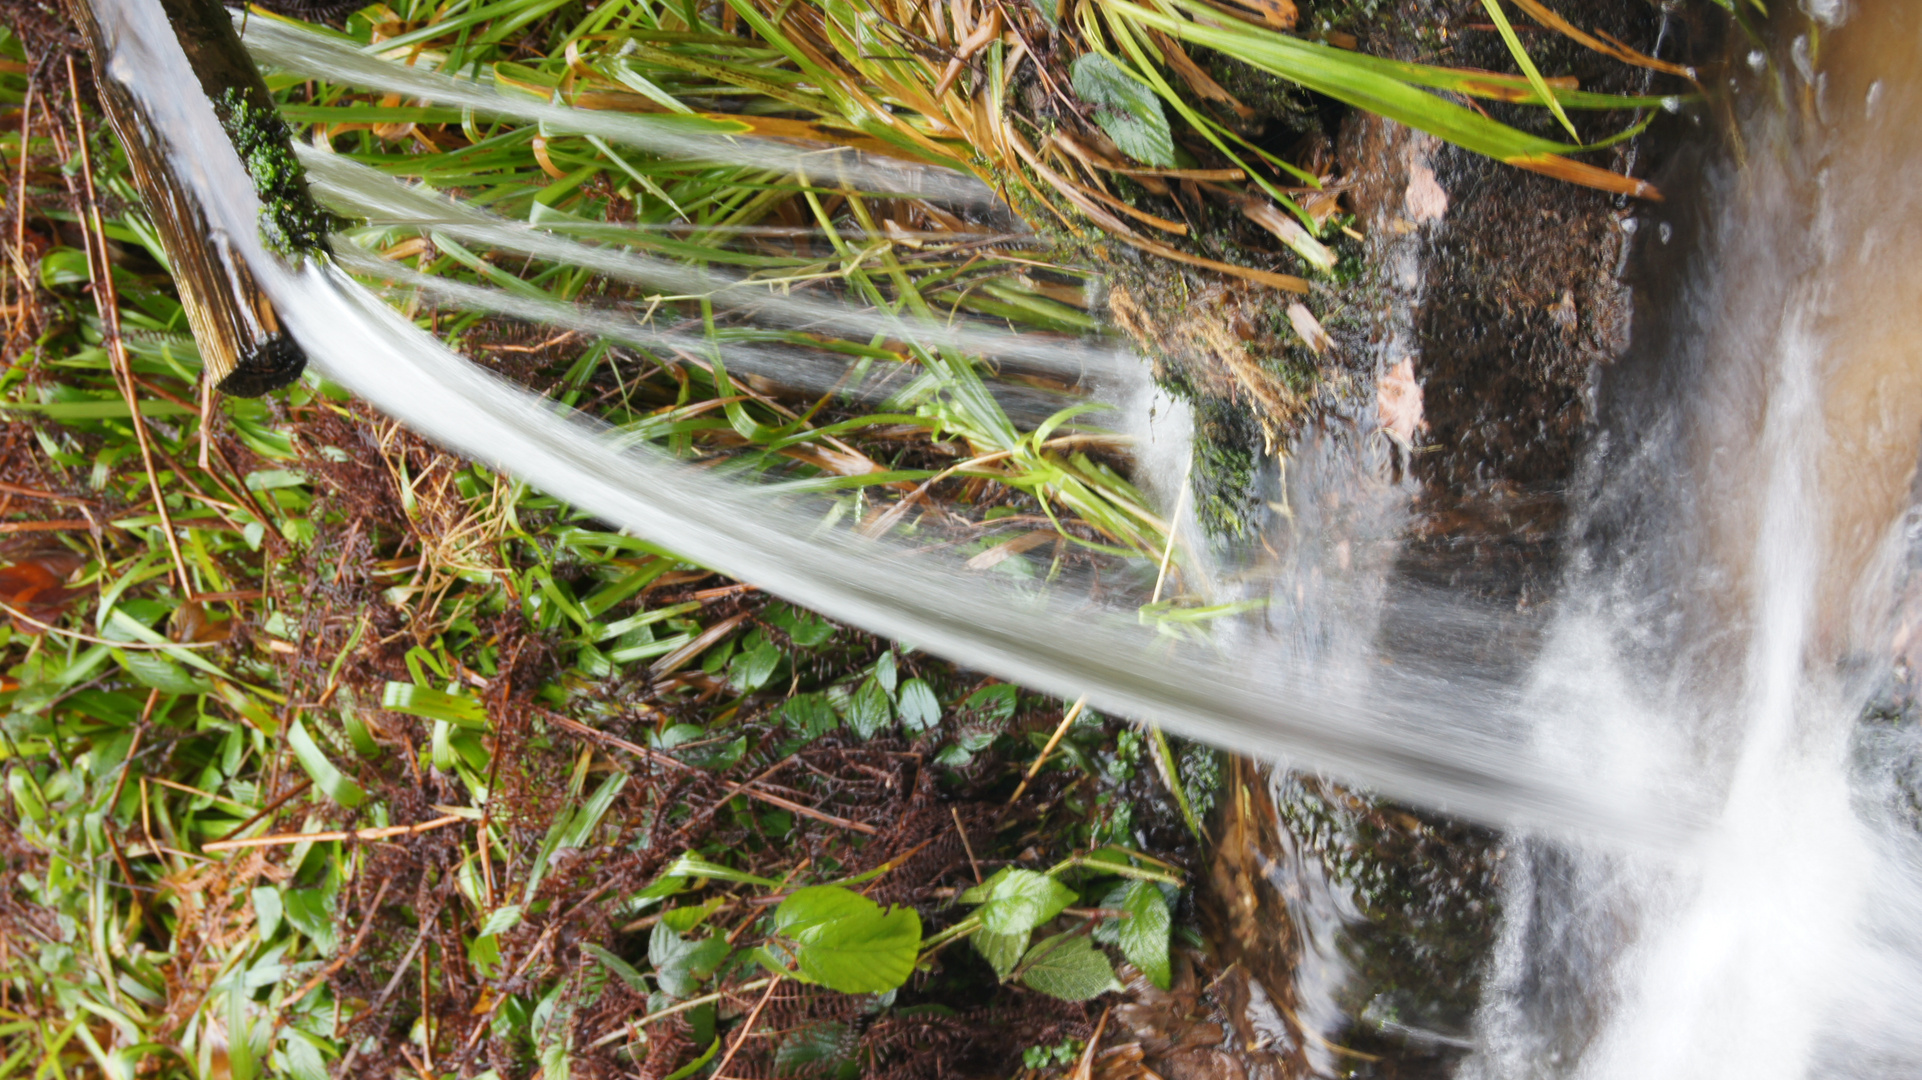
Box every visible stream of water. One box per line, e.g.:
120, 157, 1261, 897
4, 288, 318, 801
1463, 2, 1922, 1075
91, 0, 1922, 1072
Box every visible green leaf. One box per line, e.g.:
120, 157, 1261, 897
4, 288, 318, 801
1111, 0, 1660, 198
730, 637, 783, 691
872, 651, 897, 695
118, 650, 212, 695
279, 1035, 328, 1080
897, 678, 941, 732
781, 692, 840, 739
773, 886, 922, 994
582, 943, 651, 994
662, 854, 780, 888
558, 771, 628, 849
1478, 0, 1579, 140
973, 927, 1029, 981
252, 887, 283, 941
649, 923, 729, 998
7, 771, 47, 823
1070, 53, 1176, 167
282, 886, 337, 955
286, 718, 364, 808
769, 604, 835, 647
775, 1023, 858, 1080
1018, 934, 1121, 1001
960, 684, 1018, 725
478, 905, 525, 937
844, 676, 892, 739
960, 869, 1077, 936
662, 1038, 720, 1080
382, 681, 489, 729
1116, 881, 1172, 990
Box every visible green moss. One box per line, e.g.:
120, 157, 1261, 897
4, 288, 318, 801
215, 88, 333, 256
1176, 741, 1221, 819
1190, 395, 1263, 540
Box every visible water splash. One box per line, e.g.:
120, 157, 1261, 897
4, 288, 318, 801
1469, 2, 1922, 1075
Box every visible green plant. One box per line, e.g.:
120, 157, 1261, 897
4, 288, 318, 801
1024, 1036, 1086, 1070
1089, 0, 1673, 202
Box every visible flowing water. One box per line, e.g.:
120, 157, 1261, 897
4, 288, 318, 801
1463, 2, 1922, 1075
91, 0, 1922, 1072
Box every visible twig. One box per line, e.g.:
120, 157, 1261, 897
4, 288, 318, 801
1068, 1006, 1111, 1080
202, 813, 465, 852
205, 779, 312, 844
541, 709, 879, 834
1150, 463, 1191, 605
1007, 695, 1087, 805
589, 977, 776, 1050
66, 57, 193, 597
0, 518, 96, 533
709, 976, 782, 1080
0, 481, 93, 506
952, 805, 982, 883
276, 878, 393, 1018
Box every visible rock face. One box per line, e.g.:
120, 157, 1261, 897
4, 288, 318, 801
1175, 2, 1723, 1077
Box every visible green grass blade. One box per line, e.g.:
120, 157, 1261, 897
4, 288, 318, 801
1107, 0, 1659, 197
1479, 0, 1579, 140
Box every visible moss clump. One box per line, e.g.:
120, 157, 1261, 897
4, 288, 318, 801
215, 87, 333, 255
1189, 394, 1265, 540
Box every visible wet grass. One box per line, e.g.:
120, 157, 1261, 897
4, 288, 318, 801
0, 0, 1708, 1073
0, 5, 1219, 1074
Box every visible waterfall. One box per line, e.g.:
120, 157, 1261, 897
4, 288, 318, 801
1468, 1, 1922, 1075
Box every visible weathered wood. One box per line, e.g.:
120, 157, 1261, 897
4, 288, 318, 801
67, 0, 322, 396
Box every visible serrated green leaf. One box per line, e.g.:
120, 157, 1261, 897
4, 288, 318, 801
961, 869, 1077, 936
960, 683, 1018, 725
773, 886, 921, 993
649, 922, 729, 998
844, 676, 892, 739
280, 1035, 328, 1080
775, 1022, 857, 1080
897, 678, 941, 732
1116, 881, 1172, 990
973, 927, 1029, 981
730, 638, 783, 691
286, 718, 364, 808
781, 693, 840, 739
1070, 53, 1175, 167
1018, 934, 1121, 1001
